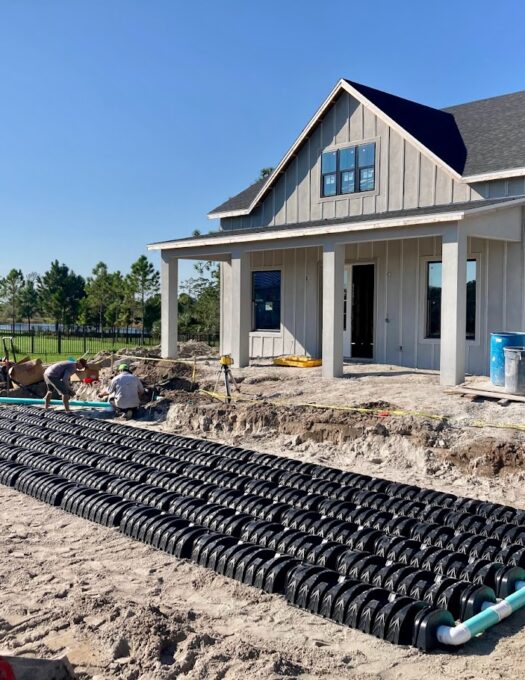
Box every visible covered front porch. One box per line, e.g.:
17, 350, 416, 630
148, 200, 524, 386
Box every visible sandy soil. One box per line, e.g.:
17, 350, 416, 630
1, 360, 525, 678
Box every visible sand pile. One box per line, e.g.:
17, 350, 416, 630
177, 340, 218, 358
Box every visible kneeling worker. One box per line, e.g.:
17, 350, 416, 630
44, 358, 87, 411
98, 363, 144, 419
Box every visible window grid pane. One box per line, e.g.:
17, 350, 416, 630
321, 151, 337, 174
358, 143, 375, 168
339, 147, 356, 171
359, 167, 375, 192
341, 170, 355, 194
323, 173, 337, 196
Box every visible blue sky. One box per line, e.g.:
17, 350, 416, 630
1, 0, 524, 283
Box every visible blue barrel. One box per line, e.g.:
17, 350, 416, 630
490, 332, 525, 385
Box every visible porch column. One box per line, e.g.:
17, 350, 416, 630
160, 251, 178, 358
322, 242, 345, 378
231, 249, 251, 368
440, 226, 467, 386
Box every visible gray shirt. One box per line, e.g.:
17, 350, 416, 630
44, 361, 78, 382
108, 373, 144, 409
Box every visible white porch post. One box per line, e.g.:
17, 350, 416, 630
160, 251, 178, 359
231, 249, 250, 368
322, 242, 345, 378
440, 226, 467, 386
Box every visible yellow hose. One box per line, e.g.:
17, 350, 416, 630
197, 389, 525, 433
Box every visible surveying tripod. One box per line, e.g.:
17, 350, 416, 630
214, 355, 240, 403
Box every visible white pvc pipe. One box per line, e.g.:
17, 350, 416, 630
437, 580, 525, 646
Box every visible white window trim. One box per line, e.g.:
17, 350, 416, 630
418, 253, 481, 347
318, 136, 381, 203
249, 265, 284, 336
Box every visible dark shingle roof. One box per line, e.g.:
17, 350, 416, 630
209, 177, 267, 215
209, 83, 525, 216
155, 197, 523, 247
443, 90, 525, 176
346, 80, 467, 174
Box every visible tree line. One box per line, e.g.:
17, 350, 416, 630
0, 256, 160, 340
0, 254, 220, 339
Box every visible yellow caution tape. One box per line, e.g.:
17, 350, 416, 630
197, 389, 525, 433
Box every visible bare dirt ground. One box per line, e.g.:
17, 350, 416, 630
1, 356, 525, 678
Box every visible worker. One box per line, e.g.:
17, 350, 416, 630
44, 358, 87, 411
98, 363, 144, 419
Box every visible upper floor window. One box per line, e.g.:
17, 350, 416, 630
321, 142, 376, 197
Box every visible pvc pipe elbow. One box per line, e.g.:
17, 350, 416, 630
437, 623, 471, 646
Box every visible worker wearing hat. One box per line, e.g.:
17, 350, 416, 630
98, 363, 145, 419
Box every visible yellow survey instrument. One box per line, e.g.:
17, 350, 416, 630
215, 355, 239, 402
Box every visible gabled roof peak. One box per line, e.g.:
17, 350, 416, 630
209, 79, 525, 219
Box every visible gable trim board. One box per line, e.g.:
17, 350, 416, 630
208, 79, 467, 219
463, 167, 525, 183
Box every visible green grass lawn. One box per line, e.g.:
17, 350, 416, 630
5, 334, 157, 364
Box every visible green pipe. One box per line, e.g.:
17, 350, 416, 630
437, 581, 525, 645
0, 397, 112, 409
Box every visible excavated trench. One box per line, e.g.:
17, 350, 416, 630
156, 393, 525, 478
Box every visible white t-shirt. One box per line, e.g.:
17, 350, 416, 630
108, 373, 144, 409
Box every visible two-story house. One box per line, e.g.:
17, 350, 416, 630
148, 79, 525, 385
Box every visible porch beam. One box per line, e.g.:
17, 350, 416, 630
160, 252, 178, 359
231, 249, 251, 368
463, 206, 522, 242
440, 226, 467, 386
150, 223, 455, 260
322, 243, 345, 378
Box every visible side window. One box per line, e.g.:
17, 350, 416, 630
425, 260, 477, 339
252, 270, 281, 331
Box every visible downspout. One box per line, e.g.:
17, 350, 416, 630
437, 581, 525, 646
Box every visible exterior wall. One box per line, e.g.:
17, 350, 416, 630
220, 247, 321, 360
219, 93, 525, 233
470, 177, 525, 200
230, 235, 525, 376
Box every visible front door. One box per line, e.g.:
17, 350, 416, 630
343, 263, 375, 359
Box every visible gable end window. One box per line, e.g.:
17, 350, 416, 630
252, 270, 281, 331
321, 142, 375, 197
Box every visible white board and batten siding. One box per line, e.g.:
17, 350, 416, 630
220, 247, 321, 361
229, 236, 525, 376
